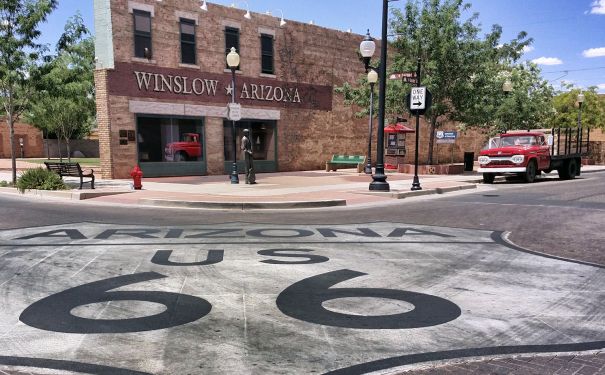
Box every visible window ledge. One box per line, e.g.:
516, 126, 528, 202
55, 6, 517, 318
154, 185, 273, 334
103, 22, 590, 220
132, 57, 157, 64
179, 63, 200, 69
259, 73, 276, 79
224, 68, 243, 74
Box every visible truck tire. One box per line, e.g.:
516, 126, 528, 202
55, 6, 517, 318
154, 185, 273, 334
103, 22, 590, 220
523, 160, 537, 183
558, 159, 578, 180
174, 152, 188, 162
482, 173, 495, 184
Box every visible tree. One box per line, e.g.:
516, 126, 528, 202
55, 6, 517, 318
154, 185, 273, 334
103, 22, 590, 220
0, 0, 57, 184
25, 13, 95, 161
551, 85, 605, 130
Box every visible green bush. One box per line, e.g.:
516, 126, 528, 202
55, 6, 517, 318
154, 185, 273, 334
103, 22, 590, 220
16, 168, 68, 193
0, 181, 9, 187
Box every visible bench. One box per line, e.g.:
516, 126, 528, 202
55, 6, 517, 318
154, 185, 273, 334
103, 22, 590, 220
44, 162, 95, 189
325, 155, 366, 173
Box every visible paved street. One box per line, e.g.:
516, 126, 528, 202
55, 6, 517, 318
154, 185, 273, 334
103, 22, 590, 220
0, 171, 604, 374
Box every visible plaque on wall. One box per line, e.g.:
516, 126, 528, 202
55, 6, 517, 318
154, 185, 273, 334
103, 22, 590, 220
127, 130, 136, 141
119, 139, 128, 145
119, 130, 127, 138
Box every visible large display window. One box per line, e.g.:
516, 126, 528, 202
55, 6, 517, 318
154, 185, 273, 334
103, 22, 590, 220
223, 120, 277, 172
136, 116, 205, 177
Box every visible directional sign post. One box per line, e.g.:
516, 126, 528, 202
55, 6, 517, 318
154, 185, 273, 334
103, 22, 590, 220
410, 87, 427, 111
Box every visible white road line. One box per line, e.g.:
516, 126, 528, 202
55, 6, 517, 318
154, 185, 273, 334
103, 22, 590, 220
0, 248, 62, 289
70, 251, 105, 278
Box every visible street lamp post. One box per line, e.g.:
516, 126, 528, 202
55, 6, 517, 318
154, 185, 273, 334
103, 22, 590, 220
502, 79, 512, 132
226, 47, 240, 184
577, 92, 585, 128
359, 1, 391, 191
365, 69, 378, 174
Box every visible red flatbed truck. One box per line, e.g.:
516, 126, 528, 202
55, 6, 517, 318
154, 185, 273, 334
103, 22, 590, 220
477, 127, 590, 183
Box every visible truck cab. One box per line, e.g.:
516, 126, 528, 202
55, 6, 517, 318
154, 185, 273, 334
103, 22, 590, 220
164, 133, 202, 162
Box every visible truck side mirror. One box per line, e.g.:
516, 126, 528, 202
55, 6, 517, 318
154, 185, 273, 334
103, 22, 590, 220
547, 135, 554, 146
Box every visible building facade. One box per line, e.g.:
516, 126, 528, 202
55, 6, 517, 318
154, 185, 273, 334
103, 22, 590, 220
0, 119, 44, 159
94, 0, 377, 178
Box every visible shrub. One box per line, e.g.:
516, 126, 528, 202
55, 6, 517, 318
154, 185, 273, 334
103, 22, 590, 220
0, 181, 9, 187
16, 168, 68, 193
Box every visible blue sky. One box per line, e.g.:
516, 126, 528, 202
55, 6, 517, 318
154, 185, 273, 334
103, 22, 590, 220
40, 0, 605, 92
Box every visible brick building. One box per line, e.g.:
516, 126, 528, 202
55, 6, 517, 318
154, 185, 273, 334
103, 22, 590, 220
0, 119, 44, 159
94, 0, 491, 179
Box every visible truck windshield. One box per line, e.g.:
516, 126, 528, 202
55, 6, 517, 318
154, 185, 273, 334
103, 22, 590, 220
500, 136, 537, 146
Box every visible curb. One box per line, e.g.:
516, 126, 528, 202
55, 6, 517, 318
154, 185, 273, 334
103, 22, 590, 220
138, 198, 347, 210
392, 184, 476, 199
0, 187, 131, 200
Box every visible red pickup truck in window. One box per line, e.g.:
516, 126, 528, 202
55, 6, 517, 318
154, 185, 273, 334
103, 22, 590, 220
164, 133, 202, 162
478, 127, 590, 183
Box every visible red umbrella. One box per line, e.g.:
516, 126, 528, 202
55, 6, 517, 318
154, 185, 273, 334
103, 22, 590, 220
384, 123, 415, 133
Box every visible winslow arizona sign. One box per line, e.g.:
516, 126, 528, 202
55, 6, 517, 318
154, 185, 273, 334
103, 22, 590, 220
107, 62, 332, 111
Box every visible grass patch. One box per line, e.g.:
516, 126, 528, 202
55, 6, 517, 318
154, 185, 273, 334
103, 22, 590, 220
23, 158, 100, 166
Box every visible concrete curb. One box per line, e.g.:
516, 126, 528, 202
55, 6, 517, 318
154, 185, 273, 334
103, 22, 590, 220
138, 198, 347, 210
0, 187, 131, 200
392, 184, 477, 199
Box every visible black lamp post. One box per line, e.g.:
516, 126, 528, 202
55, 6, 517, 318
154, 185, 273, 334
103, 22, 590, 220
365, 69, 378, 174
226, 47, 240, 184
502, 79, 512, 132
359, 1, 391, 191
577, 92, 585, 128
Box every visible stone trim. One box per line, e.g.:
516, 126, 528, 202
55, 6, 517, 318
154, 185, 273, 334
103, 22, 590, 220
179, 63, 201, 69
258, 27, 276, 37
128, 1, 154, 17
175, 10, 199, 25
221, 19, 241, 29
129, 100, 281, 120
259, 73, 276, 79
131, 57, 157, 64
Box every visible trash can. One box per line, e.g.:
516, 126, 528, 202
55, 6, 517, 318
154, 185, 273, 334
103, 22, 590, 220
464, 152, 474, 172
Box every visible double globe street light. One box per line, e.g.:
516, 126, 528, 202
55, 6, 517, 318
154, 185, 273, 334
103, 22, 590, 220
226, 47, 241, 184
359, 0, 391, 192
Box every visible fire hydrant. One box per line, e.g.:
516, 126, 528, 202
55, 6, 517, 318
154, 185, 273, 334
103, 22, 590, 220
130, 165, 143, 190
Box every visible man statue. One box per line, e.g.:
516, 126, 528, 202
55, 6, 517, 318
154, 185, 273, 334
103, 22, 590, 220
241, 128, 256, 184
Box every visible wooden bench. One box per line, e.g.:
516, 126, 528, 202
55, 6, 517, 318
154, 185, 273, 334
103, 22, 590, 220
325, 154, 366, 173
44, 162, 95, 189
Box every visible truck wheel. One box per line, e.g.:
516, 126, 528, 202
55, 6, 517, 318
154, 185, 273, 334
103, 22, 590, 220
482, 173, 495, 184
558, 159, 578, 180
174, 152, 187, 162
523, 160, 537, 183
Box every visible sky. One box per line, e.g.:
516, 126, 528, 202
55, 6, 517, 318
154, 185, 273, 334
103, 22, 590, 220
38, 0, 605, 93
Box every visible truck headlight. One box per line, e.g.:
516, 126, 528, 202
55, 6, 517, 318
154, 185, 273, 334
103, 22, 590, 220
511, 155, 524, 164
478, 156, 490, 165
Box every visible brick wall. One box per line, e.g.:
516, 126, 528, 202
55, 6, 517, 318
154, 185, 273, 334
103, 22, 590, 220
0, 118, 44, 158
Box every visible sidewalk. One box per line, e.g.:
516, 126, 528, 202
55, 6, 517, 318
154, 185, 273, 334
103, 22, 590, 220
1, 159, 604, 210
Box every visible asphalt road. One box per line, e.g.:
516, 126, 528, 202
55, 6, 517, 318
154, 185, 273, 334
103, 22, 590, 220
0, 171, 603, 374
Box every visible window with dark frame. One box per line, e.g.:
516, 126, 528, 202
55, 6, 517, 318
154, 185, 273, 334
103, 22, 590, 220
133, 10, 152, 58
180, 18, 196, 65
260, 34, 274, 74
225, 27, 240, 69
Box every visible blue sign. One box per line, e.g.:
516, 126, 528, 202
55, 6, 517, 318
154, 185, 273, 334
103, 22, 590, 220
436, 131, 457, 143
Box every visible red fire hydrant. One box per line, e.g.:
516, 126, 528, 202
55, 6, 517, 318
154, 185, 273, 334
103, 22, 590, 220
130, 165, 143, 190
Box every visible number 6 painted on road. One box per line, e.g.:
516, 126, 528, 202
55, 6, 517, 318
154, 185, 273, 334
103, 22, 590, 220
276, 269, 461, 329
19, 272, 211, 333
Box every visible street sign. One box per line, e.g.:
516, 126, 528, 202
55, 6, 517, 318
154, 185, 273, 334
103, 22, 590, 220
436, 131, 458, 144
389, 72, 417, 84
410, 87, 427, 110
227, 103, 242, 121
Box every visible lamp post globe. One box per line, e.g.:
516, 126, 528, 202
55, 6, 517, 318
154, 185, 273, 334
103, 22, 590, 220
227, 47, 240, 184
365, 69, 378, 174
502, 79, 513, 94
359, 30, 375, 71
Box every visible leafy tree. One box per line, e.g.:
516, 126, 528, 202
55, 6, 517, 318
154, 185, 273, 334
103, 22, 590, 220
26, 13, 95, 161
551, 85, 605, 130
0, 0, 57, 183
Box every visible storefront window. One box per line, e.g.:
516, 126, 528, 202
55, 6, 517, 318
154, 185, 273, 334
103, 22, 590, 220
224, 120, 275, 162
137, 117, 204, 162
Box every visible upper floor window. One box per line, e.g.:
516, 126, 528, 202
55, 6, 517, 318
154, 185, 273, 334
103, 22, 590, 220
225, 27, 240, 69
133, 10, 152, 58
260, 34, 274, 74
180, 18, 196, 64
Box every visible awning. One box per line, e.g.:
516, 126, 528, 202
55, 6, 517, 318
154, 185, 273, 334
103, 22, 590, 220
384, 123, 415, 133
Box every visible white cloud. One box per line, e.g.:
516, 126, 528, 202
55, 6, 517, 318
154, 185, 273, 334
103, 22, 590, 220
582, 47, 605, 57
522, 45, 534, 53
598, 83, 605, 90
531, 57, 563, 65
590, 0, 605, 14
